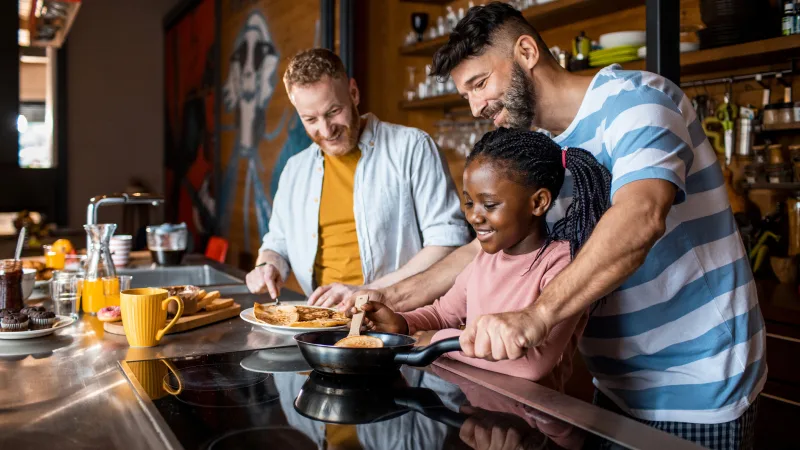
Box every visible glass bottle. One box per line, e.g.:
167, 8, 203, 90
783, 1, 796, 36
82, 224, 117, 314
0, 259, 24, 311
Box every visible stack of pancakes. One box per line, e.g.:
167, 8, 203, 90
253, 303, 349, 328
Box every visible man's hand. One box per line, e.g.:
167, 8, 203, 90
460, 308, 550, 361
245, 263, 283, 298
307, 283, 360, 308
351, 301, 408, 334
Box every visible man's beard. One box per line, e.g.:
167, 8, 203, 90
311, 103, 361, 155
482, 62, 536, 129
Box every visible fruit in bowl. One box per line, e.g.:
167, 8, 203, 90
51, 239, 75, 255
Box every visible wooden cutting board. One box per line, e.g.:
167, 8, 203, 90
103, 303, 241, 336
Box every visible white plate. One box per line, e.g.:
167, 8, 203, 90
240, 347, 312, 373
0, 316, 75, 340
599, 31, 646, 50
637, 42, 700, 59
240, 306, 348, 335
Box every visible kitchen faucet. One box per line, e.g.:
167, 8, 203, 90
85, 192, 164, 249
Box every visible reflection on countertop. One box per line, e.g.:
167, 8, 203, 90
0, 258, 703, 450
0, 258, 305, 449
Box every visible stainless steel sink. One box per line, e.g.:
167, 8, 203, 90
118, 265, 243, 288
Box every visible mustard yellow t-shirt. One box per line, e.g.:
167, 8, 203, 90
314, 149, 364, 287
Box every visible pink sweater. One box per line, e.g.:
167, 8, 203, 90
399, 241, 588, 391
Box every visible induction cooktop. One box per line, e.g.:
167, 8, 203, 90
121, 346, 615, 450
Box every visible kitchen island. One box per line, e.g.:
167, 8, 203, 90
0, 258, 699, 450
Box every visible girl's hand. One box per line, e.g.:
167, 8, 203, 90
351, 301, 408, 334
412, 330, 437, 347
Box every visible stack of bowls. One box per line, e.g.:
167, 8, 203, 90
110, 235, 133, 268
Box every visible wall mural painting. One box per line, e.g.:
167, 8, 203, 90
219, 0, 316, 264
164, 0, 218, 252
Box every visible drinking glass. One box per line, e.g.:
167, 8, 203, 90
52, 272, 83, 318
44, 245, 65, 270
411, 12, 429, 42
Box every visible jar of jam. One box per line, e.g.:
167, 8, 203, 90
0, 259, 23, 312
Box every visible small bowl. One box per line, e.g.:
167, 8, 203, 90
23, 268, 36, 300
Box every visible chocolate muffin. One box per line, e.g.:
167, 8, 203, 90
0, 308, 20, 317
29, 311, 56, 329
20, 306, 45, 316
1, 313, 29, 332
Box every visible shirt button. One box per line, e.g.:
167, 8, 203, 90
312, 233, 317, 239
369, 141, 374, 146
309, 268, 313, 273
313, 197, 318, 203
317, 167, 322, 172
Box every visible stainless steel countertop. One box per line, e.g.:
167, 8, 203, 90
0, 258, 701, 450
0, 259, 305, 449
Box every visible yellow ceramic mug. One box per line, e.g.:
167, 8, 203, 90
120, 288, 184, 347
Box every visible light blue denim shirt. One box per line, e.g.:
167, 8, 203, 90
260, 113, 471, 296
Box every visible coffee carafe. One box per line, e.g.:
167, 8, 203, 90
146, 223, 188, 266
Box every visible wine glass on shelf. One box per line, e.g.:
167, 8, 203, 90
411, 12, 429, 43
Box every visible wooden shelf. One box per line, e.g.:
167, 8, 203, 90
400, 0, 643, 56
763, 122, 800, 133
401, 35, 449, 57
400, 93, 465, 110
745, 183, 800, 191
401, 35, 800, 110
680, 34, 800, 75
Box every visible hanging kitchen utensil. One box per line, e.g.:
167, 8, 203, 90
716, 82, 737, 167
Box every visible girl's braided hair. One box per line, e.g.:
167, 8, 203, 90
466, 128, 612, 260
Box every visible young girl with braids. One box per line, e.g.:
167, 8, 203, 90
357, 127, 612, 387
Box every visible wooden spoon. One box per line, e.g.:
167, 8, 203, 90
334, 295, 384, 348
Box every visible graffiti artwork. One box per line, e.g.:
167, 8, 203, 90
219, 4, 314, 255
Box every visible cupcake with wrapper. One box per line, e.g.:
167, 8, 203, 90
2, 313, 29, 332
29, 310, 56, 329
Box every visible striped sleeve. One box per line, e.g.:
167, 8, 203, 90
603, 87, 695, 205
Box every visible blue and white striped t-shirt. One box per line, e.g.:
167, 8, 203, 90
548, 65, 766, 424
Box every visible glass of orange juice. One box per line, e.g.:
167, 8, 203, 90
44, 245, 66, 270
102, 275, 131, 307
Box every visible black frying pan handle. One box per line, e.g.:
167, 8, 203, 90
393, 337, 461, 367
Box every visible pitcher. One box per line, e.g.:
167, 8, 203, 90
82, 224, 117, 314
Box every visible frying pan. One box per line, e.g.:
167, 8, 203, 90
294, 370, 467, 428
293, 331, 461, 375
